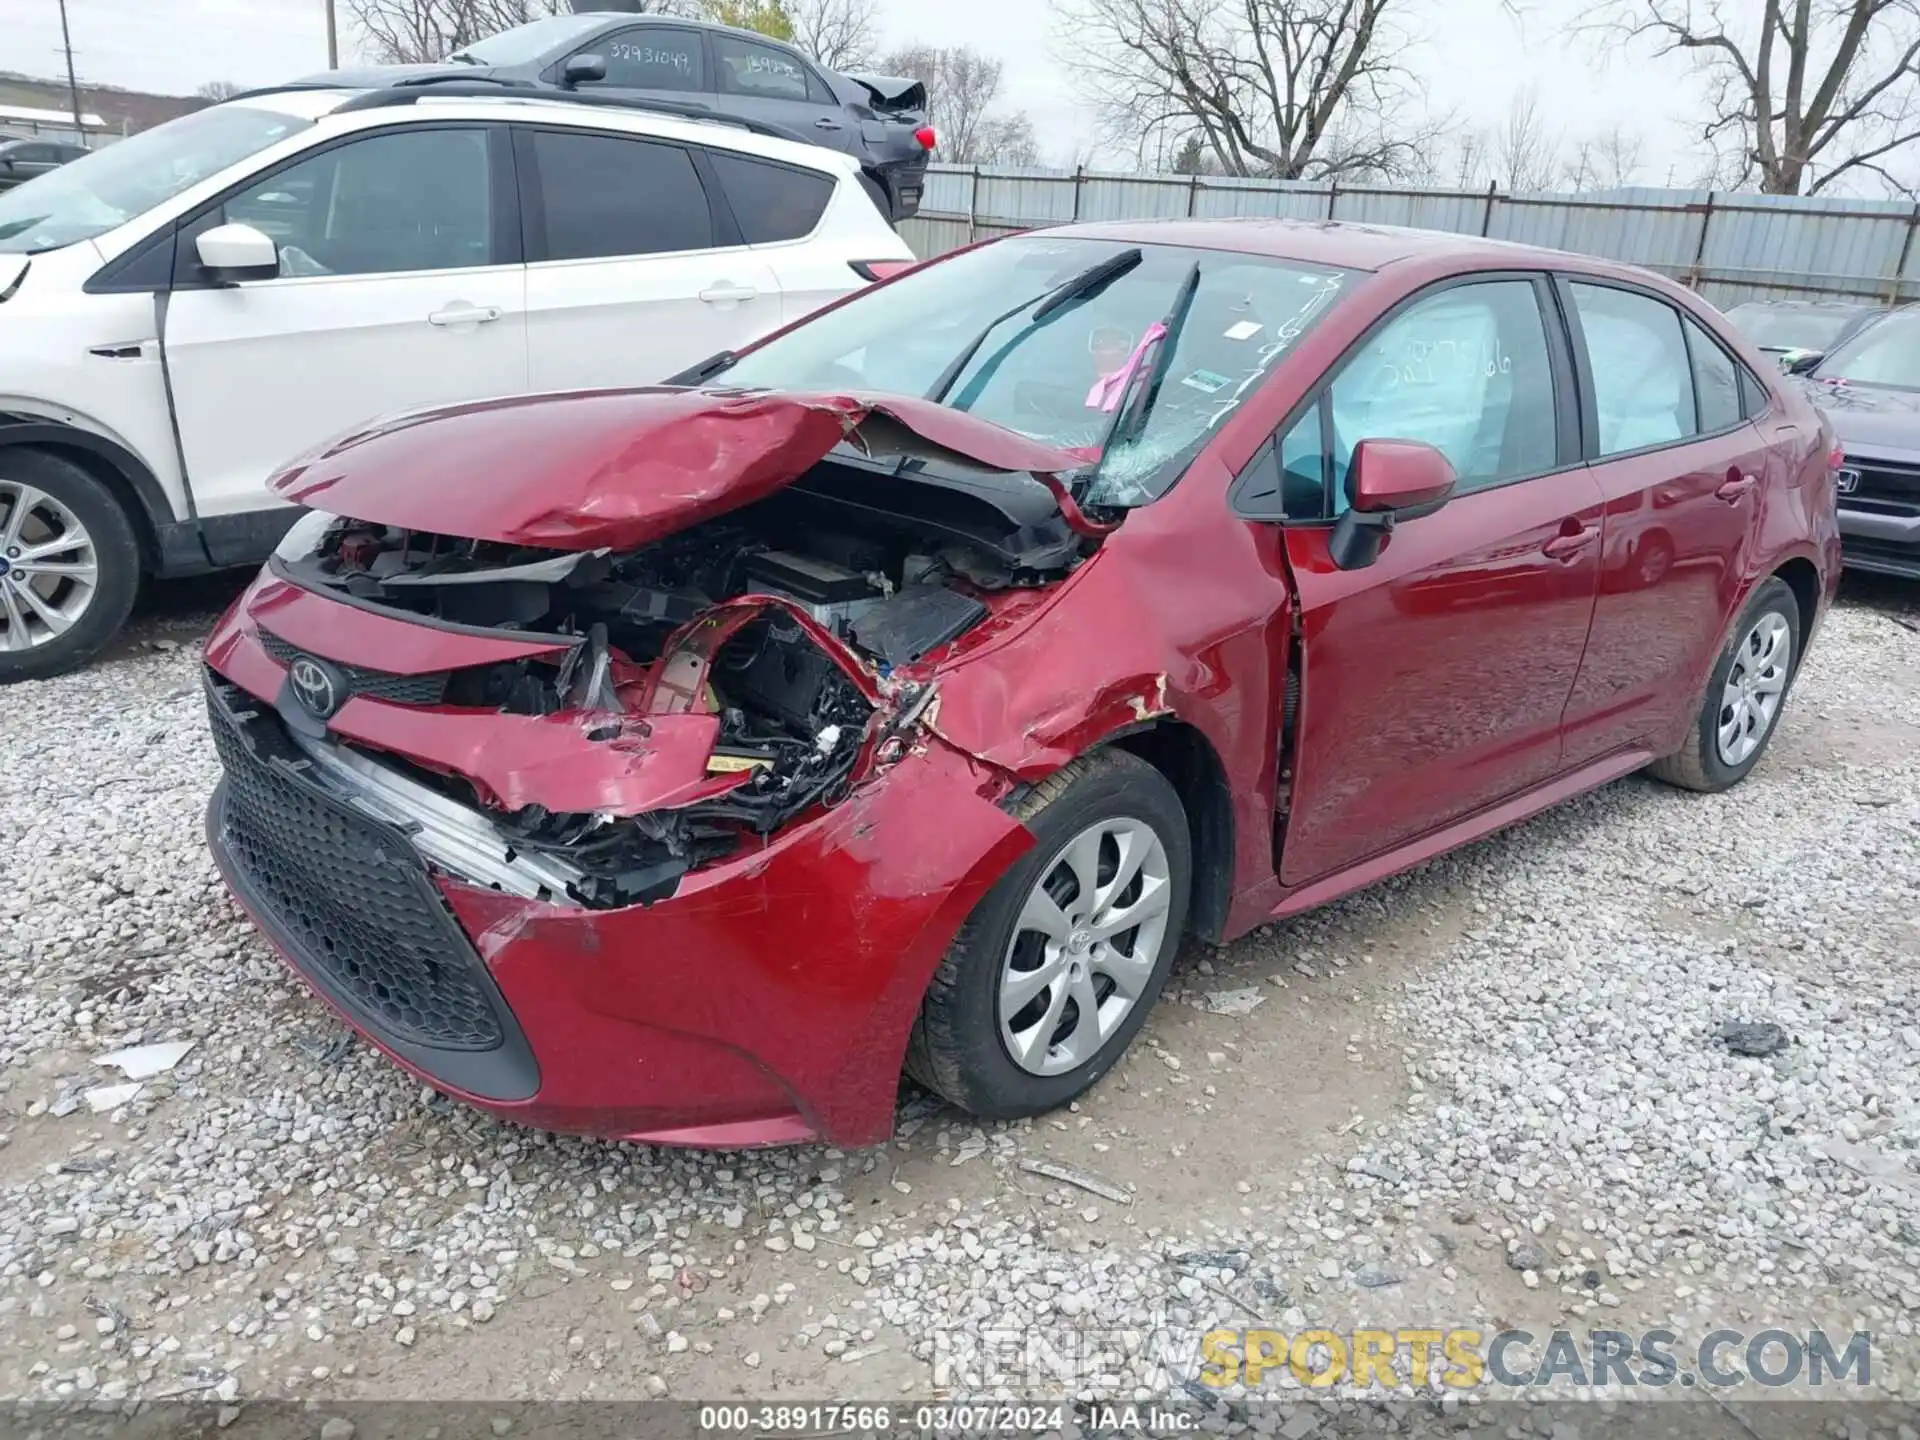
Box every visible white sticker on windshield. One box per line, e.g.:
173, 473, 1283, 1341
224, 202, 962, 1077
1223, 320, 1262, 341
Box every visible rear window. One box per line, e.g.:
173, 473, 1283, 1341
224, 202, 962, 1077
708, 152, 832, 243
530, 130, 712, 260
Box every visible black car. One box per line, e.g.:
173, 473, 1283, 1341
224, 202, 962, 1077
1723, 298, 1882, 373
0, 138, 90, 193
298, 12, 932, 220
1794, 307, 1920, 579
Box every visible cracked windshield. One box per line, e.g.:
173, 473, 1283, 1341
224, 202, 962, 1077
721, 236, 1349, 503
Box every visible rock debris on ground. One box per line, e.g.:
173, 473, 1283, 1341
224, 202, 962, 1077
1, 580, 1916, 1409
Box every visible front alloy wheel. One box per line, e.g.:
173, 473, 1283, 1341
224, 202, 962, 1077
0, 448, 141, 683
905, 748, 1192, 1120
999, 817, 1174, 1076
0, 480, 100, 652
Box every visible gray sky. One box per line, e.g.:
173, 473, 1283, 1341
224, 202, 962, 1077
5, 0, 1706, 181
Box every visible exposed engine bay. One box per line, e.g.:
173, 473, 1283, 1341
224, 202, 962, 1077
268, 461, 1086, 911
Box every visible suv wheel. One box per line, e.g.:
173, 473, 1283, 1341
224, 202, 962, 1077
0, 449, 141, 682
905, 750, 1191, 1119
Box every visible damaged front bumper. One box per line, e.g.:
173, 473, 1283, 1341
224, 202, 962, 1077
202, 587, 1033, 1147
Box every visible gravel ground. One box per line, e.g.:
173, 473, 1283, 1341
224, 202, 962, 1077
2, 577, 1917, 1416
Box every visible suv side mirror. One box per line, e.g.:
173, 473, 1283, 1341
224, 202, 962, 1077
1329, 438, 1457, 571
561, 53, 607, 87
1783, 349, 1823, 375
196, 222, 280, 281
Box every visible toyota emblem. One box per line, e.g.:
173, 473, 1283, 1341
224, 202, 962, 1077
287, 655, 343, 719
1835, 466, 1861, 495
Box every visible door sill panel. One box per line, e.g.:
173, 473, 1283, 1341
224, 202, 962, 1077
1267, 747, 1658, 921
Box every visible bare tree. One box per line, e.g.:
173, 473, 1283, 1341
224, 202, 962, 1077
347, 0, 684, 63
1562, 123, 1646, 190
1592, 0, 1920, 194
196, 80, 243, 101
788, 0, 878, 69
1056, 0, 1436, 180
878, 44, 1014, 163
1494, 87, 1561, 192
976, 111, 1040, 165
347, 0, 560, 64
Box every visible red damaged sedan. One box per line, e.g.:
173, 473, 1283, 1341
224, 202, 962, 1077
202, 220, 1841, 1147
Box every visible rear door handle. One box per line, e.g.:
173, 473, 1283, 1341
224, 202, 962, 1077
1715, 474, 1759, 503
699, 283, 758, 304
427, 303, 502, 327
1542, 525, 1600, 560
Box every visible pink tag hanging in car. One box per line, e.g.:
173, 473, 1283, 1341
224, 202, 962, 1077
1085, 323, 1167, 411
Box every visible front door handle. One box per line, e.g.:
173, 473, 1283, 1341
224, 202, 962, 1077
1715, 473, 1759, 503
814, 117, 844, 130
1542, 524, 1600, 561
427, 303, 502, 327
698, 283, 758, 304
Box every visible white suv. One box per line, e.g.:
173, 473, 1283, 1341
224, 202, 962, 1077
0, 86, 913, 679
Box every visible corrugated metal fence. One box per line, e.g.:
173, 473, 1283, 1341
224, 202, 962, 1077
899, 165, 1920, 308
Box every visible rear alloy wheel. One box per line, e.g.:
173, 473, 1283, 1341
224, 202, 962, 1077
1648, 576, 1802, 793
906, 749, 1191, 1119
0, 449, 141, 683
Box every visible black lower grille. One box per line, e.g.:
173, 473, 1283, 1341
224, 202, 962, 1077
257, 628, 449, 706
206, 677, 504, 1050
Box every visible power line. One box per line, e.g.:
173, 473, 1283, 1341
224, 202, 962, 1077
55, 0, 87, 140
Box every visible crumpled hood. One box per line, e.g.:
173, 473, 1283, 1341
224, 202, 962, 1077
1793, 375, 1920, 456
269, 386, 1104, 548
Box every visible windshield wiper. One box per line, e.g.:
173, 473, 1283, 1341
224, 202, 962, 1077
925, 247, 1143, 406
1079, 260, 1202, 493
446, 50, 483, 63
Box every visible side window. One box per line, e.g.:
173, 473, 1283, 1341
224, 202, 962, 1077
1568, 283, 1696, 456
221, 128, 493, 277
529, 131, 712, 260
1277, 404, 1328, 519
1738, 366, 1772, 419
1326, 279, 1558, 509
707, 151, 832, 243
713, 35, 813, 100
1685, 316, 1744, 434
16, 145, 52, 163
581, 28, 703, 91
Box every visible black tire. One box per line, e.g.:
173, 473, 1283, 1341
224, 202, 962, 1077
1648, 576, 1802, 793
905, 749, 1192, 1119
0, 448, 142, 683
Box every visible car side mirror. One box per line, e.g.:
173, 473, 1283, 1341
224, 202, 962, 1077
1784, 350, 1823, 375
196, 222, 280, 282
1329, 438, 1457, 571
561, 53, 607, 87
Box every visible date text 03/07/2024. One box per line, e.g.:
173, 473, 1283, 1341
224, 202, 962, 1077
698, 1404, 1074, 1433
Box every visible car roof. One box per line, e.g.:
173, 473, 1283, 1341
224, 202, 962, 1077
224, 88, 860, 175
1053, 217, 1671, 278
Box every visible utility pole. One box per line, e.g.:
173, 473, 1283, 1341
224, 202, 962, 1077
56, 0, 86, 146
325, 0, 339, 68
